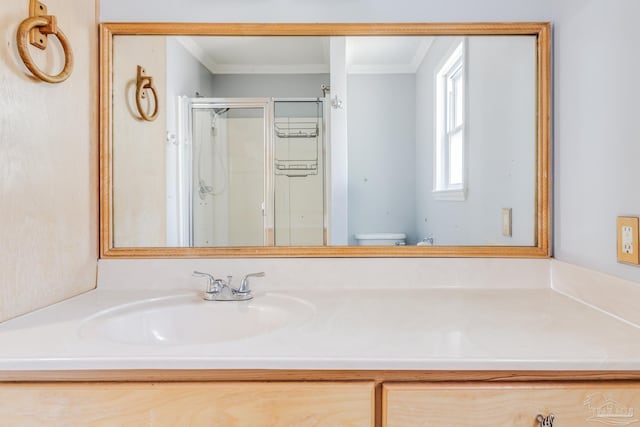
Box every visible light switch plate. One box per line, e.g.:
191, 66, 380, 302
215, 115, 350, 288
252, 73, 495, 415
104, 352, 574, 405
617, 216, 639, 265
501, 208, 512, 237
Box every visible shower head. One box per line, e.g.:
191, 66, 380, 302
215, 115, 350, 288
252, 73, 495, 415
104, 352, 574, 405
210, 108, 229, 129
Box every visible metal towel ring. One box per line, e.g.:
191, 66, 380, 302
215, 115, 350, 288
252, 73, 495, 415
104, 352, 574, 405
135, 65, 159, 122
16, 1, 74, 84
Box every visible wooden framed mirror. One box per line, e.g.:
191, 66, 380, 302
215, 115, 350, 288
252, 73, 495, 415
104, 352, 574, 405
100, 22, 550, 258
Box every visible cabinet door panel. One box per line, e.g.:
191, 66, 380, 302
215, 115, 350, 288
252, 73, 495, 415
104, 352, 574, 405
383, 382, 640, 427
0, 381, 374, 427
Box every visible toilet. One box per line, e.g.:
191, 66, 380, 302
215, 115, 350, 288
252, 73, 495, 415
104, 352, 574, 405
354, 233, 407, 246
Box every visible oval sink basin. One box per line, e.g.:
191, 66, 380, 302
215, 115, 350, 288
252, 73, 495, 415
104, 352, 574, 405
79, 293, 314, 345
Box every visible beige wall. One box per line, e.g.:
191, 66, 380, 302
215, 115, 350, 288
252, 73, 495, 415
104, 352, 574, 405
0, 0, 98, 322
112, 36, 166, 247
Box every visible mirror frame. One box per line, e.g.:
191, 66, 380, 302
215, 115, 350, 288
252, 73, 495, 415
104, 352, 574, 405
100, 22, 551, 259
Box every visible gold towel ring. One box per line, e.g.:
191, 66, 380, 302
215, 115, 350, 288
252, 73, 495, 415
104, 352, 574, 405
16, 2, 74, 84
135, 65, 159, 122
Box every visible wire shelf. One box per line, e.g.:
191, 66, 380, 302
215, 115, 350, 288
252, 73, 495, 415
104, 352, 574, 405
275, 122, 319, 139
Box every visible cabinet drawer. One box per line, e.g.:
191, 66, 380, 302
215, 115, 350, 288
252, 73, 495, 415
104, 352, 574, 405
383, 382, 640, 427
0, 381, 374, 427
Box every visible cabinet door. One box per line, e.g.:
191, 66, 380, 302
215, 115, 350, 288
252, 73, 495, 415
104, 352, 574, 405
0, 381, 374, 427
383, 382, 640, 427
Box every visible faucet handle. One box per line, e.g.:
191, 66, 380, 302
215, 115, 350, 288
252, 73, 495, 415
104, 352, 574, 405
193, 271, 216, 293
237, 272, 265, 294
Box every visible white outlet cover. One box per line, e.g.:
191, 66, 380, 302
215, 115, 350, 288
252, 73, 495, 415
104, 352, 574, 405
623, 225, 634, 254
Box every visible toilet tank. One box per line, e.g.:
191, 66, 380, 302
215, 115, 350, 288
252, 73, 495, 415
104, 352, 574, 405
354, 233, 407, 246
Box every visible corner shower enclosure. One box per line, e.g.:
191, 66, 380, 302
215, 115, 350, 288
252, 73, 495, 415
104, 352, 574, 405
168, 97, 327, 247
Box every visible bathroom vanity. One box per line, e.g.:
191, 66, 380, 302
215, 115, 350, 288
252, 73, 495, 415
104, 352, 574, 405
2, 262, 640, 426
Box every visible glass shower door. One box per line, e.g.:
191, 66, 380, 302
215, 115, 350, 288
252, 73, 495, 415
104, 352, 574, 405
190, 100, 270, 247
273, 100, 326, 246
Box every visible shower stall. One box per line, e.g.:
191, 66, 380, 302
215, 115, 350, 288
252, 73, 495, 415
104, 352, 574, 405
169, 97, 326, 247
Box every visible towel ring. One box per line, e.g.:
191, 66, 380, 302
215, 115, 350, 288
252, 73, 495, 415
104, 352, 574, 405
135, 65, 159, 122
16, 1, 74, 84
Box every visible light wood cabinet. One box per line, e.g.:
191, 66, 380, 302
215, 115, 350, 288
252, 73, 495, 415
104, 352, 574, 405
3, 375, 640, 427
0, 381, 374, 427
383, 382, 640, 427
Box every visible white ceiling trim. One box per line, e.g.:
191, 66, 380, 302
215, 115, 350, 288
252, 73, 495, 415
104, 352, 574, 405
410, 38, 435, 71
213, 64, 330, 74
347, 64, 420, 74
175, 36, 218, 75
347, 37, 434, 74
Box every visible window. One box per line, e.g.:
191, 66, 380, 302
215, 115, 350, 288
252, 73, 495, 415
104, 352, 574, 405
434, 40, 467, 201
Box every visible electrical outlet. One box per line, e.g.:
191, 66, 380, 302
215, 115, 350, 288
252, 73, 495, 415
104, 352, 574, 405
617, 216, 639, 265
622, 226, 634, 254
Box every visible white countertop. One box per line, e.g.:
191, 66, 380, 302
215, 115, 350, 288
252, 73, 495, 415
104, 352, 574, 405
1, 287, 640, 371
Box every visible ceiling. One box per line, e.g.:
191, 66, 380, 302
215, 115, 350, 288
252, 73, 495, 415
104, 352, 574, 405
177, 35, 434, 74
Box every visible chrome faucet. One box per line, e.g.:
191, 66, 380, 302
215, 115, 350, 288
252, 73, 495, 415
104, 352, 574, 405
192, 271, 227, 301
236, 272, 265, 297
192, 271, 265, 301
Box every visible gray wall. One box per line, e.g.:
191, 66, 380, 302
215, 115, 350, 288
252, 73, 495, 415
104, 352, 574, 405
166, 38, 215, 119
210, 74, 329, 99
347, 74, 417, 244
101, 0, 551, 23
166, 38, 215, 125
553, 0, 640, 282
415, 36, 536, 246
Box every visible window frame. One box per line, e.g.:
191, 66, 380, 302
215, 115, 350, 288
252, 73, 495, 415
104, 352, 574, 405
433, 38, 468, 201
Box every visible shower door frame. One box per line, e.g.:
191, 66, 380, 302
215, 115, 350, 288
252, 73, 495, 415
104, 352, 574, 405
182, 97, 329, 248
272, 97, 328, 246
185, 98, 274, 247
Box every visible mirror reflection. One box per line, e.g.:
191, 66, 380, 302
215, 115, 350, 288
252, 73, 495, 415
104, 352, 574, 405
112, 34, 536, 248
